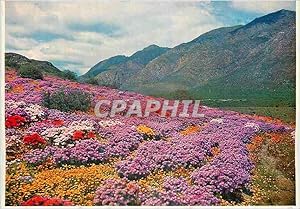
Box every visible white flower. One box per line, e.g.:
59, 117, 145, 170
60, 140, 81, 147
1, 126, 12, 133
210, 118, 224, 124
245, 122, 260, 132
5, 100, 26, 109
291, 130, 295, 140
24, 104, 45, 122
41, 120, 96, 148
99, 119, 124, 127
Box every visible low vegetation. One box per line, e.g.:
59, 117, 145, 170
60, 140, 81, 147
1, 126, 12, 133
42, 88, 92, 112
18, 63, 44, 80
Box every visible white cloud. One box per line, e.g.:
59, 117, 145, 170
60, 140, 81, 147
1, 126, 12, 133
5, 1, 224, 74
6, 33, 38, 50
231, 0, 295, 14
6, 1, 296, 74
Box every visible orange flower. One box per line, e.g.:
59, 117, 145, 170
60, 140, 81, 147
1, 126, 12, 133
211, 147, 221, 156
180, 125, 200, 135
12, 85, 24, 93
270, 134, 282, 143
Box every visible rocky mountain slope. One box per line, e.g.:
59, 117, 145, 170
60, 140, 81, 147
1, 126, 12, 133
122, 9, 296, 106
83, 9, 295, 107
80, 45, 169, 88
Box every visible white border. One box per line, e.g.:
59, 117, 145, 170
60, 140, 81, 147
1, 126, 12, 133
0, 0, 299, 208
1, 0, 6, 208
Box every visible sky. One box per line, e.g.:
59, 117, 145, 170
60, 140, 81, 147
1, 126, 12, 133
6, 1, 296, 75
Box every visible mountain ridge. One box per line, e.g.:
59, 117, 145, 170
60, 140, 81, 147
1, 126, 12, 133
79, 44, 170, 87
119, 9, 295, 106
5, 52, 77, 80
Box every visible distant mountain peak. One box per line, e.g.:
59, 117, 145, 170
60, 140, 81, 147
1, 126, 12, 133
80, 44, 169, 82
129, 44, 169, 65
229, 9, 295, 35
113, 55, 128, 58
276, 9, 295, 14
247, 9, 295, 26
143, 44, 165, 50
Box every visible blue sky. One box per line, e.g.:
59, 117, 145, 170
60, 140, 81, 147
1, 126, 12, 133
6, 1, 295, 75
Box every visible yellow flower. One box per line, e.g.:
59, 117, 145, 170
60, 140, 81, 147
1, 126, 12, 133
137, 167, 195, 191
136, 125, 156, 135
7, 163, 118, 206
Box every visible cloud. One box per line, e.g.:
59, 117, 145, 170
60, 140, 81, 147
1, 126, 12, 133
231, 1, 295, 14
67, 22, 122, 37
6, 33, 38, 50
6, 1, 294, 75
6, 1, 224, 75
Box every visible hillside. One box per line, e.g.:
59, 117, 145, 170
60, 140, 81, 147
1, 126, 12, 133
80, 45, 169, 88
122, 9, 295, 107
5, 53, 76, 80
82, 9, 295, 107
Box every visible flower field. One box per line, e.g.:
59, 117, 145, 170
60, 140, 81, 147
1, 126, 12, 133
5, 70, 295, 206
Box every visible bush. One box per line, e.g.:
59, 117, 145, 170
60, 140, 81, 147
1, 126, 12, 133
85, 77, 99, 85
18, 63, 43, 80
62, 70, 77, 81
42, 88, 92, 112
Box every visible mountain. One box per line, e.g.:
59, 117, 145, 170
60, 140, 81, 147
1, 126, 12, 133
6, 53, 61, 75
80, 44, 169, 88
5, 53, 76, 80
80, 55, 128, 79
120, 9, 296, 107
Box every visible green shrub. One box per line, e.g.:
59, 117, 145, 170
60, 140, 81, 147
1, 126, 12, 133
85, 77, 99, 85
18, 63, 43, 80
42, 88, 92, 112
62, 70, 77, 81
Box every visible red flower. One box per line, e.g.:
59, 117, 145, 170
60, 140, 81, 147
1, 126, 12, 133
5, 115, 26, 128
42, 199, 61, 206
73, 130, 84, 140
87, 131, 96, 139
23, 133, 46, 146
21, 196, 47, 206
21, 196, 73, 206
155, 109, 171, 117
52, 119, 64, 127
